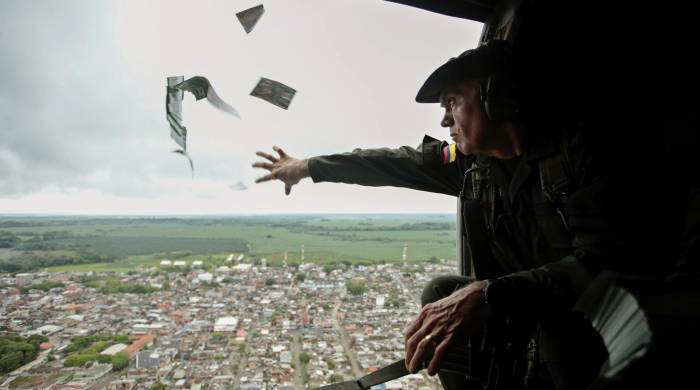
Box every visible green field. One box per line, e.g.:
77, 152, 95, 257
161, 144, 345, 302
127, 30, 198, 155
0, 214, 457, 272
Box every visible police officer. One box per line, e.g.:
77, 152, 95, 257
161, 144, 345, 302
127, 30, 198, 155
253, 41, 606, 390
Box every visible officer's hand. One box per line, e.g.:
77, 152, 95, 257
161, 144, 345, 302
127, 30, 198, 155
404, 280, 491, 376
253, 146, 310, 195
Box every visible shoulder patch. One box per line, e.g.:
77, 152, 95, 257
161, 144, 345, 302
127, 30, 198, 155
442, 144, 457, 164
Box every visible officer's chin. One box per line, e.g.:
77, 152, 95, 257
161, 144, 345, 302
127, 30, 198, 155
455, 142, 474, 156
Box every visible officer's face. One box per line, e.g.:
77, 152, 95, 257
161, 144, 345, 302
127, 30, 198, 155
439, 80, 489, 155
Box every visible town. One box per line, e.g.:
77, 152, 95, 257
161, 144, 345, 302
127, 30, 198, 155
0, 255, 456, 390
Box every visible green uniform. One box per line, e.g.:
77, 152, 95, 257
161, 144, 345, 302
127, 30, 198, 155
308, 125, 606, 389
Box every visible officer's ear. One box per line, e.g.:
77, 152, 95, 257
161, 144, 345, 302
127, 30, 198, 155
481, 72, 519, 122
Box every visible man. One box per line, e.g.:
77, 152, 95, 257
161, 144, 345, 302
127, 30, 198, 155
253, 41, 607, 390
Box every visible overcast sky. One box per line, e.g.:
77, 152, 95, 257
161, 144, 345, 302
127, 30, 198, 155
0, 0, 482, 215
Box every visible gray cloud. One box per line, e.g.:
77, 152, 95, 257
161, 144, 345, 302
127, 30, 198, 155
0, 0, 166, 197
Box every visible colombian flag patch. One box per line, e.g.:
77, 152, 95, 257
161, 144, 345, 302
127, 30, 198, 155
442, 144, 457, 164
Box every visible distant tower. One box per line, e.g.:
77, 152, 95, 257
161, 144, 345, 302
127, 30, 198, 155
301, 244, 305, 261
402, 242, 408, 262
283, 251, 288, 268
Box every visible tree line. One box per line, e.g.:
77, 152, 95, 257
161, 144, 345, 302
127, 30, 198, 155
0, 250, 115, 273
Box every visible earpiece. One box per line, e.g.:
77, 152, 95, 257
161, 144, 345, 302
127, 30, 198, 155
479, 41, 519, 122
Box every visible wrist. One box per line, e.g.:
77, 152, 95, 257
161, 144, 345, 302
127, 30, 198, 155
481, 278, 506, 318
299, 159, 310, 178
474, 279, 493, 320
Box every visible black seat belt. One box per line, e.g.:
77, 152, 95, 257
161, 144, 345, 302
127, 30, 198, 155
312, 345, 470, 390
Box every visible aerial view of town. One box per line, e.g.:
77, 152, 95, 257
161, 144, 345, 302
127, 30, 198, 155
0, 215, 457, 390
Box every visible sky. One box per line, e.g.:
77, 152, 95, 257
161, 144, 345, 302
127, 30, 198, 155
0, 0, 482, 215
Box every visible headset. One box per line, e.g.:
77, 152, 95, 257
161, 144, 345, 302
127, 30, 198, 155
479, 40, 520, 122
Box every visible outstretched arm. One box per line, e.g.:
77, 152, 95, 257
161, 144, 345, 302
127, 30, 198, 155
253, 136, 467, 197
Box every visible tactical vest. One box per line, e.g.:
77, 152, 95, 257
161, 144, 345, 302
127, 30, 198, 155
421, 132, 575, 277
458, 139, 573, 280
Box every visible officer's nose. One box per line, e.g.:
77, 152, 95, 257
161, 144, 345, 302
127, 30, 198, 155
441, 111, 453, 128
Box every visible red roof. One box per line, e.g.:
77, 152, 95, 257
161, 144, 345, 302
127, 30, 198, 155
124, 334, 155, 355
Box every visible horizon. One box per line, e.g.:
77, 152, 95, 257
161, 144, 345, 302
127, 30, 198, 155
0, 212, 454, 217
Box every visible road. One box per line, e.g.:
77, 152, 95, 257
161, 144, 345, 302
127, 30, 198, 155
233, 321, 256, 389
331, 292, 364, 378
290, 332, 304, 389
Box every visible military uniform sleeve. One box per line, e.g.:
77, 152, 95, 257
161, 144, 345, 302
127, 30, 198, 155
307, 135, 466, 197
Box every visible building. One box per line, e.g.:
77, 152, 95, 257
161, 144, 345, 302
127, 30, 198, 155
197, 273, 213, 283
15, 273, 33, 285
376, 295, 385, 308
132, 323, 166, 334
233, 263, 252, 272
173, 260, 187, 267
124, 335, 155, 356
135, 351, 161, 369
192, 260, 203, 268
280, 351, 292, 364
172, 369, 186, 380
160, 260, 172, 267
214, 316, 238, 332
30, 324, 63, 336
100, 343, 128, 356
66, 363, 112, 387
66, 314, 84, 323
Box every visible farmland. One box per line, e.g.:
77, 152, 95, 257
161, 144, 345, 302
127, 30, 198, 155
0, 214, 456, 272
